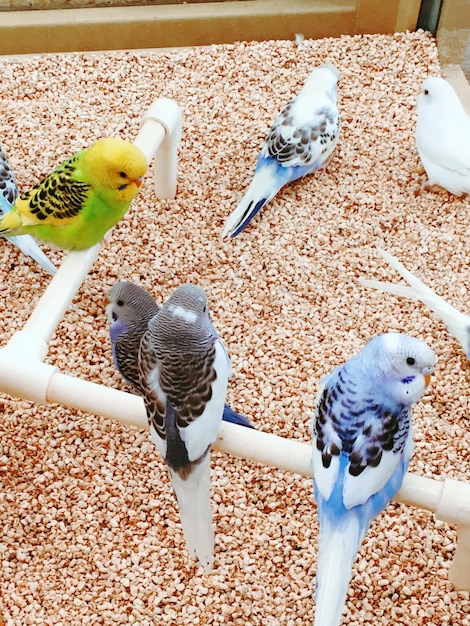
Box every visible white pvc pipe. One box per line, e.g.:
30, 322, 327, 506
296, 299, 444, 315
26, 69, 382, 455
449, 526, 470, 590
44, 368, 470, 528
0, 351, 466, 526
135, 97, 182, 199
0, 98, 182, 398
23, 244, 102, 347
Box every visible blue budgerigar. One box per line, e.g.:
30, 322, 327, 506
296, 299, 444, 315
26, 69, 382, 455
106, 280, 254, 429
222, 64, 340, 238
312, 333, 436, 626
0, 145, 57, 275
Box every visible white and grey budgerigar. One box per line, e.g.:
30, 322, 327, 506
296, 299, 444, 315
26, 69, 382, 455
0, 145, 57, 275
222, 64, 340, 238
416, 76, 470, 195
312, 333, 436, 626
120, 283, 231, 570
106, 280, 254, 428
360, 248, 470, 359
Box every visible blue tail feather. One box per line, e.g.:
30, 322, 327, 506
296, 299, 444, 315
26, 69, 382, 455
222, 404, 255, 429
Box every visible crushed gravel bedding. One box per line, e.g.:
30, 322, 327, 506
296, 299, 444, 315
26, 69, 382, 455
0, 31, 469, 625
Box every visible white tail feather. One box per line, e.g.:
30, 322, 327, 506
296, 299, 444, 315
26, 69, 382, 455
314, 516, 362, 626
8, 234, 57, 275
360, 248, 470, 356
169, 453, 214, 571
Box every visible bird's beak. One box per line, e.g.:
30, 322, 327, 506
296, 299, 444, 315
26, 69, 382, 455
424, 373, 432, 388
134, 177, 143, 188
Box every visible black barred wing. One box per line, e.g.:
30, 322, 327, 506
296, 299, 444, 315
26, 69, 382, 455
20, 154, 91, 222
158, 344, 218, 429
263, 98, 339, 168
314, 367, 410, 476
138, 330, 166, 439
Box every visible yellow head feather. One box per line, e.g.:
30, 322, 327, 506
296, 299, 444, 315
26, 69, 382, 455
82, 137, 148, 201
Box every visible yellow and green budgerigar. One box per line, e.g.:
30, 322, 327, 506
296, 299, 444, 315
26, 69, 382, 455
0, 137, 147, 251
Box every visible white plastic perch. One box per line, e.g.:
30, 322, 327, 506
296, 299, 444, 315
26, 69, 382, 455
0, 100, 469, 593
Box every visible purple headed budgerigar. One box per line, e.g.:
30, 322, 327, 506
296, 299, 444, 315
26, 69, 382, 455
106, 280, 254, 429
360, 248, 470, 359
416, 76, 470, 195
0, 144, 57, 275
312, 332, 436, 626
222, 64, 340, 238
118, 283, 231, 570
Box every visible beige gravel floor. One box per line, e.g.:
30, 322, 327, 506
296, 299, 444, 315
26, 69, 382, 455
0, 31, 469, 625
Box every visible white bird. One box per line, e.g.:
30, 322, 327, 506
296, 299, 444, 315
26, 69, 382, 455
416, 76, 470, 195
360, 248, 470, 358
222, 64, 340, 237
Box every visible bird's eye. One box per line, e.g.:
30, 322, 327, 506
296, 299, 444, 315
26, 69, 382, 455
119, 171, 127, 178
424, 89, 429, 95
117, 299, 124, 307
406, 357, 416, 366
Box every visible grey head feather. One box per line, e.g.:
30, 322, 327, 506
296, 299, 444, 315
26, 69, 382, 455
107, 281, 159, 393
107, 281, 159, 328
148, 284, 219, 355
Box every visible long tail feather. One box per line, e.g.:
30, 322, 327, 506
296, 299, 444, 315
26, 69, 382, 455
222, 163, 285, 238
169, 453, 214, 571
360, 248, 470, 356
314, 515, 363, 626
7, 234, 57, 275
222, 403, 255, 429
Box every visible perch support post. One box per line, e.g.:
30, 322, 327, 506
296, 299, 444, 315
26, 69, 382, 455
435, 478, 470, 591
134, 97, 182, 199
